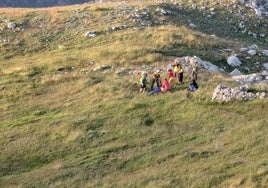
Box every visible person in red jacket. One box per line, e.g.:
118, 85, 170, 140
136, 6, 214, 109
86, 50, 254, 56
167, 69, 175, 82
161, 78, 171, 92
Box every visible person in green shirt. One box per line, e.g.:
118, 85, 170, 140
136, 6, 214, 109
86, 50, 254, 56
139, 72, 147, 93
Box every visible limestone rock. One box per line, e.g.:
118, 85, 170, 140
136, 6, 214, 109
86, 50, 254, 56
7, 22, 16, 29
230, 69, 243, 76
227, 55, 242, 67
247, 49, 257, 56
262, 50, 268, 56
84, 31, 97, 38
264, 63, 268, 71
212, 84, 266, 102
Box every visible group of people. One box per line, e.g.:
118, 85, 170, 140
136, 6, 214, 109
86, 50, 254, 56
139, 58, 199, 94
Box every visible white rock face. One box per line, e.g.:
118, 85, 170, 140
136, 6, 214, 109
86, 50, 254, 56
229, 68, 243, 76
247, 49, 257, 56
229, 72, 268, 92
264, 63, 268, 71
239, 47, 248, 52
93, 65, 112, 72
238, 0, 245, 4
212, 84, 266, 102
227, 55, 242, 67
232, 73, 263, 84
201, 61, 221, 72
242, 0, 268, 17
84, 31, 97, 37
262, 50, 268, 56
175, 56, 220, 73
7, 22, 16, 29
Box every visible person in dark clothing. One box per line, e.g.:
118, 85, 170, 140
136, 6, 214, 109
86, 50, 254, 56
177, 63, 184, 84
191, 59, 199, 81
189, 79, 198, 91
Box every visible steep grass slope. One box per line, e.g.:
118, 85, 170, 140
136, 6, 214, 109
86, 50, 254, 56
0, 1, 268, 187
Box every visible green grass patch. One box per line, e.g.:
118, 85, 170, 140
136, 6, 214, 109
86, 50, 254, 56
0, 1, 268, 187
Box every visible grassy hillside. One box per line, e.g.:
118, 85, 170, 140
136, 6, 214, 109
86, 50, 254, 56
0, 1, 268, 187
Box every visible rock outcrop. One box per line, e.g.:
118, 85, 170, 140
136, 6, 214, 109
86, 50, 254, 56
212, 84, 266, 102
238, 0, 268, 18
227, 55, 243, 67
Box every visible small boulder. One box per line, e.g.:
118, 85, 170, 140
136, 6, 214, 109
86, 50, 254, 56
227, 55, 242, 67
93, 65, 112, 72
7, 22, 16, 29
84, 31, 97, 38
239, 47, 248, 52
264, 63, 268, 71
247, 49, 257, 56
229, 68, 242, 76
262, 50, 268, 56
